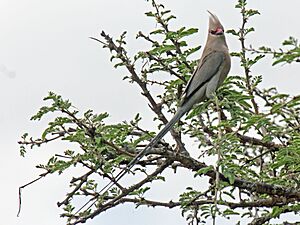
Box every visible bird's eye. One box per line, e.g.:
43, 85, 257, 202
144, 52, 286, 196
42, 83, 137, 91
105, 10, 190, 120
210, 30, 217, 35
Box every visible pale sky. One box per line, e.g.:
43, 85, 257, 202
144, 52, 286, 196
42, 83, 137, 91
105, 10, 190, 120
1, 1, 300, 225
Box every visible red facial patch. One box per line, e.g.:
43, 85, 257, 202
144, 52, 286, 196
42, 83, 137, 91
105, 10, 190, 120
215, 28, 223, 34
210, 27, 224, 35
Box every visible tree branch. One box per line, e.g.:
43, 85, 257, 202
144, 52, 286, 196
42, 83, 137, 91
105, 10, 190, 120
69, 159, 173, 225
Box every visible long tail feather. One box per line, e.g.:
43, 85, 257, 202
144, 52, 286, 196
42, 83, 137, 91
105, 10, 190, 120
99, 106, 187, 194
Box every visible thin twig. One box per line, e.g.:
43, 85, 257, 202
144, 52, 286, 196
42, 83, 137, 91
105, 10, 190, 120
17, 171, 50, 216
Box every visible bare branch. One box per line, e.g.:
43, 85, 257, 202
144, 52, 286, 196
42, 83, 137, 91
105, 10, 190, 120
17, 171, 50, 217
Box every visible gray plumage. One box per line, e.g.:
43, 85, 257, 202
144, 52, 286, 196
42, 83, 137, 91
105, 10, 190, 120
100, 12, 231, 193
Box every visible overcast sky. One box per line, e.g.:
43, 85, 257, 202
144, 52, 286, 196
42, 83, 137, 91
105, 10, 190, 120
1, 1, 300, 225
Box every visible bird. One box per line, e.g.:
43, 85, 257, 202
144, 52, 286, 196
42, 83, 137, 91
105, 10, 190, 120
100, 11, 231, 194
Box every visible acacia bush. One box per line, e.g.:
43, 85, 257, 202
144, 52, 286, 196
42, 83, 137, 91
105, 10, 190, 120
19, 0, 300, 224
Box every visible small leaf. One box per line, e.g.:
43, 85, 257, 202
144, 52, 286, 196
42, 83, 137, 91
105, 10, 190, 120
223, 209, 240, 216
195, 166, 214, 177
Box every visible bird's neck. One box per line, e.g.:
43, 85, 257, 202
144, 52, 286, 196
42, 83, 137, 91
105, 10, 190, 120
205, 36, 228, 53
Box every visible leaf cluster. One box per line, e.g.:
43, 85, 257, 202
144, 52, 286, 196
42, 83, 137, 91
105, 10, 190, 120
18, 0, 300, 225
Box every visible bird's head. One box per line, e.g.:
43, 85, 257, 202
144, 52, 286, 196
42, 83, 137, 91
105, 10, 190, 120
207, 11, 225, 37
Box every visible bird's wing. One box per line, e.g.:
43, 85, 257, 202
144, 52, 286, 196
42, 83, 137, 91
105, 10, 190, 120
183, 51, 224, 102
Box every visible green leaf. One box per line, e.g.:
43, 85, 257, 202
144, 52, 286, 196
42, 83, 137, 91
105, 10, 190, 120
222, 169, 236, 185
223, 209, 240, 216
245, 9, 260, 17
195, 166, 214, 177
227, 29, 239, 36
145, 11, 155, 17
178, 28, 198, 39
150, 29, 164, 35
271, 206, 282, 218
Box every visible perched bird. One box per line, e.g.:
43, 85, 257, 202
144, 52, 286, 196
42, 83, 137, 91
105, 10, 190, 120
101, 11, 230, 193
